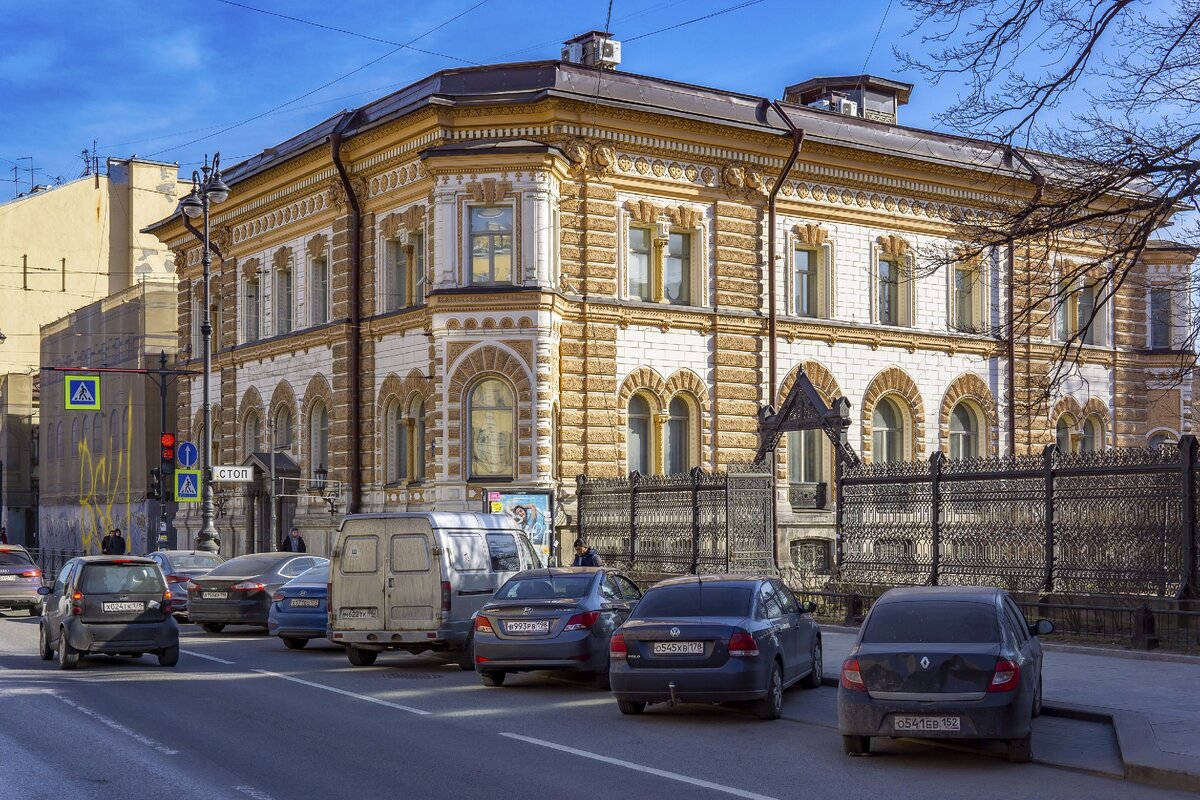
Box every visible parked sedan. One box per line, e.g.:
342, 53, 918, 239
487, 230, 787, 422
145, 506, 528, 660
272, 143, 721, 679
0, 545, 44, 617
837, 586, 1053, 762
610, 574, 822, 720
187, 553, 327, 632
268, 563, 331, 649
145, 550, 224, 620
473, 567, 642, 687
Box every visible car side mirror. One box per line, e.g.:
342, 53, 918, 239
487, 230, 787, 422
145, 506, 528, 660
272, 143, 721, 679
801, 601, 818, 614
1032, 618, 1055, 636
37, 586, 51, 596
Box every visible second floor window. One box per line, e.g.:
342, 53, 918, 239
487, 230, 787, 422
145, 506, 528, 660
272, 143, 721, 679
1057, 279, 1101, 344
310, 256, 329, 325
1150, 287, 1173, 349
954, 264, 979, 331
470, 206, 514, 285
275, 266, 293, 335
664, 232, 691, 305
385, 233, 425, 311
629, 227, 652, 300
244, 276, 261, 341
794, 248, 819, 317
878, 259, 901, 326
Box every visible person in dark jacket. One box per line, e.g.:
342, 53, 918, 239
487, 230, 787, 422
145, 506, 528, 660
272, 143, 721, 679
101, 528, 127, 555
571, 539, 602, 567
284, 526, 307, 553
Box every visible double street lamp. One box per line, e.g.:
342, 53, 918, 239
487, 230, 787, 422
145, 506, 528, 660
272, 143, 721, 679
179, 153, 229, 554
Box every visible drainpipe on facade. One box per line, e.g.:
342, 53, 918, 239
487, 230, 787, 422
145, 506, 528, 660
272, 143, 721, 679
1007, 238, 1016, 457
330, 120, 362, 514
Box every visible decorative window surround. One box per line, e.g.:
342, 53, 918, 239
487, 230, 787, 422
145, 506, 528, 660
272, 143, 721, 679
871, 234, 915, 328
787, 222, 835, 319
621, 198, 709, 307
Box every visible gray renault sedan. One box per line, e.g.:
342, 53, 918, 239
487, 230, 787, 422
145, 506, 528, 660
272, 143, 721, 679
473, 567, 642, 687
837, 586, 1053, 762
609, 574, 822, 720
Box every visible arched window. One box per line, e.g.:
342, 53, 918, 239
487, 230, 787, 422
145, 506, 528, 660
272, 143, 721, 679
872, 397, 904, 463
1081, 416, 1102, 452
92, 413, 103, 452
410, 398, 426, 482
310, 401, 329, 479
109, 410, 120, 447
627, 394, 652, 476
1055, 415, 1075, 453
274, 406, 293, 449
55, 422, 63, 461
81, 418, 90, 455
386, 399, 406, 484
468, 379, 514, 478
949, 403, 980, 460
1149, 432, 1175, 451
244, 412, 261, 457
211, 421, 222, 470
664, 395, 694, 474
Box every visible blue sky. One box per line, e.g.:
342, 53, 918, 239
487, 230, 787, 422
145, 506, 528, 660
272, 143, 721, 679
0, 0, 939, 194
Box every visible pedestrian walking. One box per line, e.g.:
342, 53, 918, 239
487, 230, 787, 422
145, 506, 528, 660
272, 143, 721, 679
571, 538, 602, 567
284, 526, 307, 553
0, 526, 7, 544
101, 527, 127, 555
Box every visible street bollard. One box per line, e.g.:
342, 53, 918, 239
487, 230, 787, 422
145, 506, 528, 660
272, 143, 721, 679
1131, 605, 1159, 651
844, 592, 864, 626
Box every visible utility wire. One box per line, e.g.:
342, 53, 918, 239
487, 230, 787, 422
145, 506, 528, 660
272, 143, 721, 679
623, 0, 768, 42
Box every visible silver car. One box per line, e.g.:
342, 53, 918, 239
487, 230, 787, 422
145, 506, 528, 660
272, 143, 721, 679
0, 545, 44, 616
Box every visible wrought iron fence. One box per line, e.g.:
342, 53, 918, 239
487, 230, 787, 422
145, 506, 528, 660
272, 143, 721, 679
837, 440, 1200, 599
28, 548, 85, 582
576, 462, 773, 583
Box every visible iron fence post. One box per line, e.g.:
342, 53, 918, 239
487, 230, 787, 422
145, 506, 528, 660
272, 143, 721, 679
930, 451, 943, 586
575, 474, 586, 554
629, 471, 640, 564
690, 467, 703, 573
1181, 435, 1198, 600
834, 456, 845, 577
1042, 444, 1057, 595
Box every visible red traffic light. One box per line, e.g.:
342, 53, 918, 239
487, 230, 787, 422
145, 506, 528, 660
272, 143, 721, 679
160, 432, 176, 448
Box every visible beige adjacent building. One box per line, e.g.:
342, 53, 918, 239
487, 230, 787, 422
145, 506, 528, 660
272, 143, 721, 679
147, 38, 1195, 563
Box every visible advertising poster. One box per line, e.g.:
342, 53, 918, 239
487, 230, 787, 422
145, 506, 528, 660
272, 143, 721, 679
486, 489, 553, 565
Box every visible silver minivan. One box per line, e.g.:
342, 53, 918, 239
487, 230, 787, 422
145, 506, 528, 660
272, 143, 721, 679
329, 512, 542, 668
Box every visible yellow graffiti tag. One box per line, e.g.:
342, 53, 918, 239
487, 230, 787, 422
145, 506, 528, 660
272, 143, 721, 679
77, 395, 134, 553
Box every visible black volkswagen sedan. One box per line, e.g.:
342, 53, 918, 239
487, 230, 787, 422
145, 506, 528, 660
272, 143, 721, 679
837, 586, 1053, 762
473, 567, 642, 687
186, 553, 326, 632
609, 575, 822, 720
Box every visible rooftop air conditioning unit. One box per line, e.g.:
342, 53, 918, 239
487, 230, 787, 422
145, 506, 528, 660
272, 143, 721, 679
835, 98, 859, 117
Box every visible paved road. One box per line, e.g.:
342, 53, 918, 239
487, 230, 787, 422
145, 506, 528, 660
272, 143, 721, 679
0, 614, 1191, 800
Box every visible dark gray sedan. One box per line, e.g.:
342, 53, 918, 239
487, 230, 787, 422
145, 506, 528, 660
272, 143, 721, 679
837, 586, 1053, 762
609, 574, 822, 720
473, 567, 642, 687
186, 553, 326, 632
0, 545, 44, 616
145, 550, 224, 619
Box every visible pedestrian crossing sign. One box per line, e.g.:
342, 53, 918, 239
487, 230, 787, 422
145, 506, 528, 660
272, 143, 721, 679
175, 469, 202, 503
65, 375, 100, 410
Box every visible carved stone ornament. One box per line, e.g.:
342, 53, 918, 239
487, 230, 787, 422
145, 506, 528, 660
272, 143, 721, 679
668, 206, 704, 230
169, 247, 189, 270
563, 138, 589, 167
625, 199, 665, 225
794, 223, 828, 247
465, 178, 513, 205
400, 204, 426, 231
591, 145, 616, 176
306, 233, 328, 260
241, 257, 261, 282
212, 225, 233, 255
721, 163, 746, 190
272, 246, 293, 272
326, 175, 367, 210
379, 212, 402, 241
876, 234, 910, 259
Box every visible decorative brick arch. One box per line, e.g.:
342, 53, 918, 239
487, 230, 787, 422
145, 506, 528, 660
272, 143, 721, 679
268, 380, 298, 450
1050, 396, 1085, 430
777, 360, 843, 406
301, 374, 336, 479
618, 366, 669, 413
939, 373, 998, 456
664, 368, 711, 413
376, 370, 434, 485
237, 386, 265, 459
1082, 397, 1111, 427
862, 366, 926, 461
447, 343, 534, 480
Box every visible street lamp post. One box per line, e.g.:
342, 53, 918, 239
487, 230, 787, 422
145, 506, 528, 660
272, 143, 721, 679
179, 154, 230, 554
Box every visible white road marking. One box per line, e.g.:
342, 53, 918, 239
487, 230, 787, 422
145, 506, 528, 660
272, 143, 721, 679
47, 690, 180, 756
251, 669, 431, 716
499, 733, 780, 800
234, 785, 277, 800
181, 649, 236, 665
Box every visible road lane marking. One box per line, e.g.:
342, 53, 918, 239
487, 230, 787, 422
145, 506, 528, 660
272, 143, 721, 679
499, 733, 780, 800
234, 785, 277, 800
47, 690, 179, 756
181, 649, 236, 665
251, 669, 431, 716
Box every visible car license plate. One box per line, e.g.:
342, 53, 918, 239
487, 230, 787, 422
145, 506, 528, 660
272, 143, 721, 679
202, 591, 228, 600
102, 601, 144, 613
652, 641, 704, 655
290, 598, 320, 608
340, 607, 378, 620
893, 715, 961, 732
504, 620, 550, 634
0, 575, 16, 581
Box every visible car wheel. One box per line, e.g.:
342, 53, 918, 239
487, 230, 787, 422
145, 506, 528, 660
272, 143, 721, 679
282, 637, 308, 650
201, 623, 225, 634
480, 670, 507, 687
158, 645, 180, 667
1007, 733, 1033, 763
58, 630, 79, 670
38, 624, 53, 661
755, 662, 784, 720
28, 606, 41, 617
842, 735, 871, 755
346, 646, 379, 667
617, 698, 646, 715
1032, 676, 1043, 718
802, 638, 823, 689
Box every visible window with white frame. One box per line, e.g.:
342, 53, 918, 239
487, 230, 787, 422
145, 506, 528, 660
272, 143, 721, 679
469, 206, 514, 285
1150, 287, 1173, 349
1081, 415, 1102, 452
309, 401, 329, 479
628, 227, 652, 300
664, 395, 695, 475
953, 262, 983, 332
385, 232, 425, 311
872, 397, 904, 462
244, 274, 261, 342
274, 264, 293, 335
787, 429, 822, 483
793, 248, 820, 318
878, 258, 903, 326
310, 254, 329, 325
664, 231, 691, 305
949, 403, 980, 459
627, 394, 652, 476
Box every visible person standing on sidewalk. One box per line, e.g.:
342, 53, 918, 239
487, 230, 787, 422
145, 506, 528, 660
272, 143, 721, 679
283, 526, 307, 553
0, 526, 7, 544
101, 527, 127, 555
571, 538, 602, 567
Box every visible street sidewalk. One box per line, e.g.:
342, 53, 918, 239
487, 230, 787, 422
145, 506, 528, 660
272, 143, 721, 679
818, 628, 1200, 792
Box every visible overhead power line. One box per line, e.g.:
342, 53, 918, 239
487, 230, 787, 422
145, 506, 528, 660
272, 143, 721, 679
623, 0, 769, 42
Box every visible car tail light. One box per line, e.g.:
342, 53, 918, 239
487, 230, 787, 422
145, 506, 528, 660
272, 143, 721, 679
840, 658, 867, 691
20, 568, 41, 578
727, 630, 759, 657
563, 610, 600, 632
186, 580, 201, 594
230, 581, 265, 592
71, 590, 84, 616
474, 615, 494, 634
988, 658, 1021, 692
609, 632, 627, 659
441, 581, 452, 612
161, 590, 172, 614
474, 655, 490, 664
272, 593, 285, 603
166, 574, 190, 583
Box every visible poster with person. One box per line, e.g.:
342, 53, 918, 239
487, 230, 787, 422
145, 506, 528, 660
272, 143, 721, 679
486, 489, 553, 564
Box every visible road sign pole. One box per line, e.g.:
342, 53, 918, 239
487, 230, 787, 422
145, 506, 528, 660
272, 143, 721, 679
158, 352, 169, 551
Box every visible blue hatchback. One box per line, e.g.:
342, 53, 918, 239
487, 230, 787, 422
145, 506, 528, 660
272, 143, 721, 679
268, 564, 330, 649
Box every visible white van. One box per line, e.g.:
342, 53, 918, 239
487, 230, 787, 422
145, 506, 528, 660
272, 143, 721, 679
328, 512, 541, 668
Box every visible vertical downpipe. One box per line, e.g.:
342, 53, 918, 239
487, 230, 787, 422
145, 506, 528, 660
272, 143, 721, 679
330, 128, 362, 514
1006, 239, 1016, 457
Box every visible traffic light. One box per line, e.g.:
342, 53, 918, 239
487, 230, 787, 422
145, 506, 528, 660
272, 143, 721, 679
160, 432, 176, 471
148, 468, 161, 500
